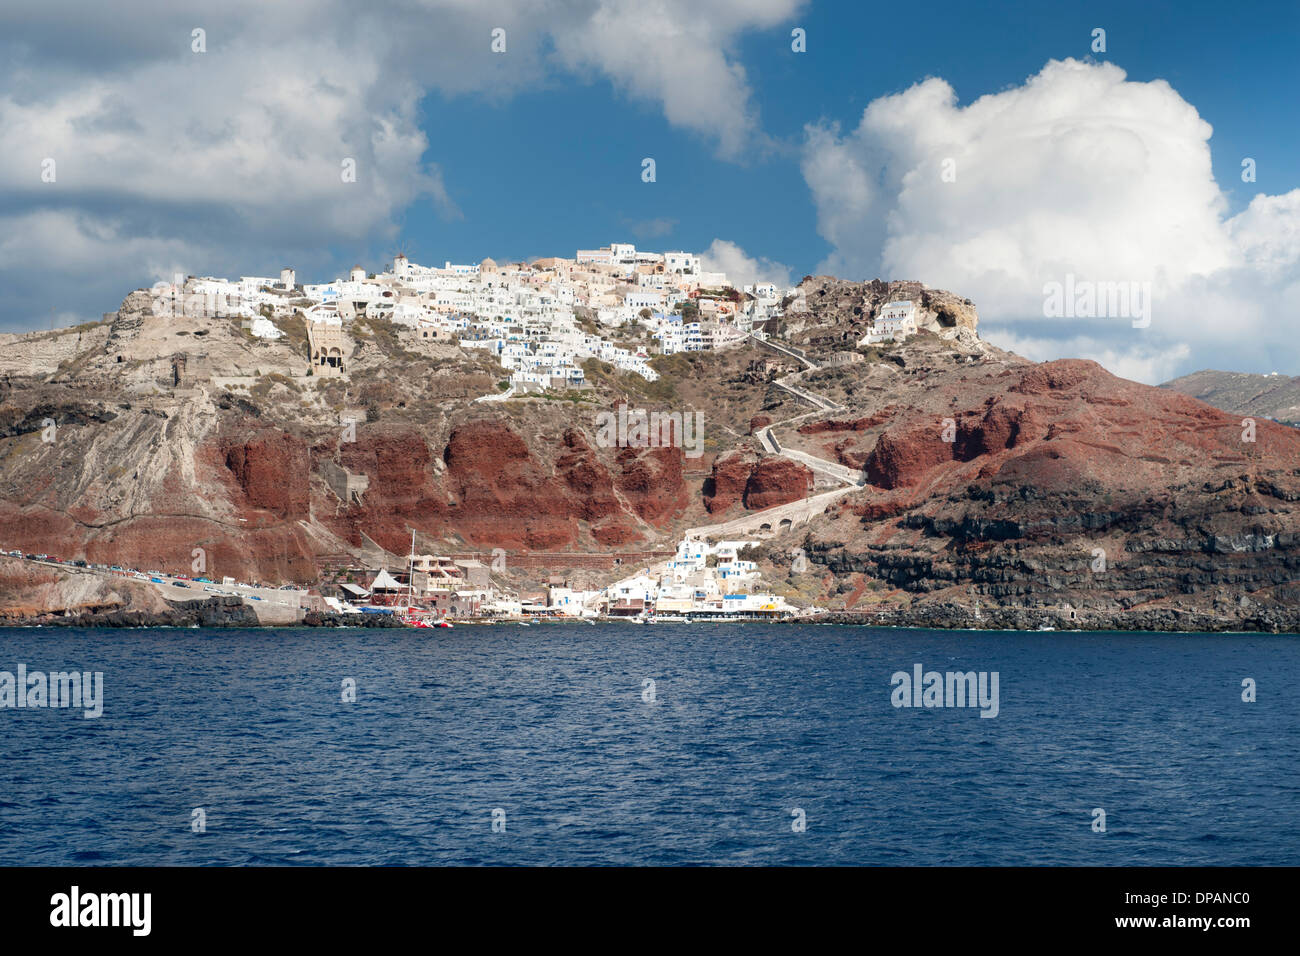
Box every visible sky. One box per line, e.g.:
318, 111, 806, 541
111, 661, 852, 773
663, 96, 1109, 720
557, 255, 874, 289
2, 0, 1298, 383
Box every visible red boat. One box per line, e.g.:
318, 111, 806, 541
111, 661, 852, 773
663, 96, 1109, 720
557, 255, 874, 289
404, 616, 452, 629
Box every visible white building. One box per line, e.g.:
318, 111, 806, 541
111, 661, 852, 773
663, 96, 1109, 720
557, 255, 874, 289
664, 251, 700, 274
860, 300, 917, 344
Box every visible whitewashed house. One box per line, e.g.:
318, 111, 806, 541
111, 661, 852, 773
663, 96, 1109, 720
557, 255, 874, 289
860, 300, 917, 344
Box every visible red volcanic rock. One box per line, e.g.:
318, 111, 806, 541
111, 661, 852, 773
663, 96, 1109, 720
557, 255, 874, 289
744, 457, 813, 510
339, 433, 437, 516
798, 408, 897, 470
864, 357, 1300, 495
556, 429, 645, 544
851, 498, 910, 521
704, 449, 758, 513
591, 521, 640, 546
952, 402, 1049, 460
1008, 359, 1100, 396
555, 428, 622, 523
804, 351, 1300, 621
798, 408, 895, 434
614, 446, 689, 526
748, 415, 772, 434
833, 438, 872, 470
443, 420, 577, 550
866, 423, 955, 489
436, 420, 689, 549
318, 428, 450, 555
707, 451, 815, 512
224, 432, 310, 519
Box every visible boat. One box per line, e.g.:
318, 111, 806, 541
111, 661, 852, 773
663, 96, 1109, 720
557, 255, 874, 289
395, 530, 454, 630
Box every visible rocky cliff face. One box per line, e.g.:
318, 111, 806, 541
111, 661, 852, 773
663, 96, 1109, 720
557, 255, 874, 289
786, 355, 1300, 629
703, 450, 813, 513
1, 280, 1296, 630
784, 276, 979, 350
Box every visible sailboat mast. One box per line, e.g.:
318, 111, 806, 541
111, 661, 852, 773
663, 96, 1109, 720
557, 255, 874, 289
407, 529, 415, 611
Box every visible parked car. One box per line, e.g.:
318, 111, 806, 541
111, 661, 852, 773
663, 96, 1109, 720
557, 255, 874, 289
150, 578, 164, 584
171, 581, 189, 588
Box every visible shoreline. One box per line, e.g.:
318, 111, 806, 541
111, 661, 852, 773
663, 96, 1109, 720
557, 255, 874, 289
4, 567, 1297, 634
2, 614, 1296, 636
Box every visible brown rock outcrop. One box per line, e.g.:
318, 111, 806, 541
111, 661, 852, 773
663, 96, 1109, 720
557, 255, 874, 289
224, 432, 310, 519
704, 449, 758, 513
743, 457, 813, 510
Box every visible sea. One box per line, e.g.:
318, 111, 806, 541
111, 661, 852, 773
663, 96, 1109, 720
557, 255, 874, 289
1, 624, 1296, 866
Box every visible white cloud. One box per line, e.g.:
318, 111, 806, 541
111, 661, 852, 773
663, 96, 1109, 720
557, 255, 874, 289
699, 238, 793, 288
550, 0, 801, 161
986, 328, 1192, 386
801, 58, 1300, 382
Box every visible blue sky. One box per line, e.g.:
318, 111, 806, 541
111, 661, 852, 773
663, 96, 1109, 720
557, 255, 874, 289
402, 0, 1298, 274
2, 0, 1297, 382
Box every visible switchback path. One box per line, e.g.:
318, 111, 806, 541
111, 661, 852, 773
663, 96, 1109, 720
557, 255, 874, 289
683, 336, 866, 541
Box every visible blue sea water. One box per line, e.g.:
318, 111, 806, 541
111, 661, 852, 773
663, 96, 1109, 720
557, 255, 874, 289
0, 624, 1296, 866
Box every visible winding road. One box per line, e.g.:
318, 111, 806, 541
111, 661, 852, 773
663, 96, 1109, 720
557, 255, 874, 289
685, 335, 865, 542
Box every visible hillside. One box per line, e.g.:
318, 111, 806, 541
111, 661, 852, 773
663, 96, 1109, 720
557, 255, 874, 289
2, 276, 1298, 630
1162, 370, 1300, 424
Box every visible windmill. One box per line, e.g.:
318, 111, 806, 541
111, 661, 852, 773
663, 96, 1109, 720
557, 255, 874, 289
385, 240, 419, 278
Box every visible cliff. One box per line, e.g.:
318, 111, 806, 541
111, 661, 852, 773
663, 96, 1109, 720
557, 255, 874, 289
1, 275, 1296, 630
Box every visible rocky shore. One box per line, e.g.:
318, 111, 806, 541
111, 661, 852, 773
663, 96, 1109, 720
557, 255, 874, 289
814, 603, 1300, 633
302, 610, 408, 627
43, 596, 259, 628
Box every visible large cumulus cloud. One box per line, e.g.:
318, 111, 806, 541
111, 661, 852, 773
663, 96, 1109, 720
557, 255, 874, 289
801, 58, 1300, 382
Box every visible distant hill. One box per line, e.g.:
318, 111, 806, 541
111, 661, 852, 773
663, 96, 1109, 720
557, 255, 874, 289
1161, 370, 1300, 424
